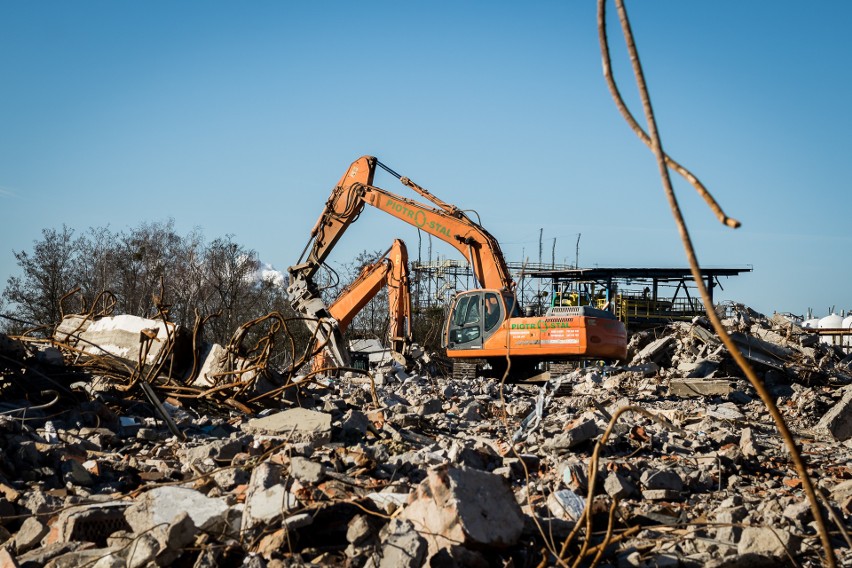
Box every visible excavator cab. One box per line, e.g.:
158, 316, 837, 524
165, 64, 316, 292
445, 290, 520, 351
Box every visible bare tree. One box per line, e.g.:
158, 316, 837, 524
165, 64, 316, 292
201, 236, 263, 345
111, 220, 182, 318
3, 226, 79, 331
1, 221, 299, 364
72, 225, 119, 313
162, 227, 206, 329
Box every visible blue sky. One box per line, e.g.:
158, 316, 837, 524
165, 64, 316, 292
1, 1, 850, 319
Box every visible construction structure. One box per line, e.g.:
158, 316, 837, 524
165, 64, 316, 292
411, 260, 752, 329
410, 259, 576, 311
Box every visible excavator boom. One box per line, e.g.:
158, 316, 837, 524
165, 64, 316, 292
292, 156, 512, 291
312, 239, 412, 371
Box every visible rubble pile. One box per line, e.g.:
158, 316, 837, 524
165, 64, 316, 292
0, 303, 850, 566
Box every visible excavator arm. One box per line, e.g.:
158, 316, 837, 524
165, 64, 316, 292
288, 156, 512, 368
291, 156, 513, 290
311, 239, 412, 371
329, 239, 412, 355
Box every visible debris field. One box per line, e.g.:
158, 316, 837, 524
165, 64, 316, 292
0, 303, 851, 567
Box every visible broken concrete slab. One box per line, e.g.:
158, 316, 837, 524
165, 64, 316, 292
13, 542, 86, 568
668, 377, 735, 397
543, 419, 599, 451
737, 526, 801, 559
400, 464, 524, 554
690, 324, 721, 346
730, 331, 796, 361
814, 385, 852, 441
55, 314, 190, 370
364, 519, 427, 568
125, 486, 228, 534
45, 502, 130, 547
633, 335, 675, 363
241, 408, 332, 446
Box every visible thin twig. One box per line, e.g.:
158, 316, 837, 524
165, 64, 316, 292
600, 1, 837, 565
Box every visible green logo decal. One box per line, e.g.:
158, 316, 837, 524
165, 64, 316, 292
384, 198, 452, 238
510, 320, 574, 330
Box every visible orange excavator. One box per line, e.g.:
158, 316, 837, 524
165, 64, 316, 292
312, 239, 412, 372
288, 156, 627, 379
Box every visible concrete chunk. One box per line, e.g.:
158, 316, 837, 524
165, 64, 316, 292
126, 533, 159, 568
706, 403, 746, 423
241, 408, 332, 446
14, 517, 48, 553
815, 386, 852, 441
640, 469, 683, 492
641, 489, 682, 501
365, 519, 427, 568
737, 526, 800, 558
740, 427, 760, 458
55, 314, 190, 370
400, 465, 524, 554
346, 514, 374, 546
290, 456, 324, 483
676, 359, 719, 378
192, 342, 227, 387
241, 462, 299, 533
669, 378, 734, 397
366, 492, 410, 515
830, 479, 852, 506
547, 489, 586, 521
544, 419, 599, 451
604, 472, 638, 499
181, 438, 244, 465
125, 486, 228, 534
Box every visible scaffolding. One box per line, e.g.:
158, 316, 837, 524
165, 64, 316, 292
410, 258, 575, 313
529, 266, 753, 328
409, 260, 752, 329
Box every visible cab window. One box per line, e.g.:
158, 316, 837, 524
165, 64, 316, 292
503, 293, 523, 318
463, 297, 480, 325
453, 296, 472, 327
484, 293, 502, 331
